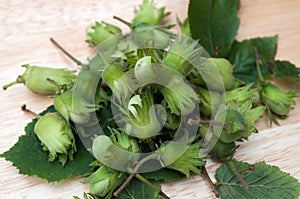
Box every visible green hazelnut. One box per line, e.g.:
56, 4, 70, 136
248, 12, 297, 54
34, 113, 76, 166
132, 23, 170, 49
211, 140, 236, 162
200, 58, 235, 92
132, 0, 169, 26
3, 65, 76, 95
86, 21, 122, 47
213, 109, 248, 143
225, 83, 260, 106
197, 87, 223, 117
261, 83, 296, 115
84, 166, 124, 197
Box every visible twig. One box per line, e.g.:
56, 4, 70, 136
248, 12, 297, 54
188, 119, 224, 126
3, 80, 18, 90
113, 161, 143, 197
21, 104, 41, 119
202, 167, 220, 198
50, 38, 87, 68
3, 76, 24, 90
113, 16, 132, 28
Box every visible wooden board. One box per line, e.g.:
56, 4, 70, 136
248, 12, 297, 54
0, 0, 300, 198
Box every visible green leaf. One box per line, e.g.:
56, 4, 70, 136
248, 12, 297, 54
0, 107, 95, 182
141, 168, 184, 183
215, 160, 300, 199
273, 60, 300, 81
118, 178, 162, 199
188, 0, 240, 57
228, 36, 278, 83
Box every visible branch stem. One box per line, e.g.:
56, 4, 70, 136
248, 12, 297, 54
113, 16, 132, 27
3, 80, 18, 90
50, 38, 87, 68
113, 161, 143, 197
202, 167, 220, 198
188, 119, 224, 126
21, 104, 41, 119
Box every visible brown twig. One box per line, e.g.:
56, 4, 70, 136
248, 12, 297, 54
21, 104, 41, 119
188, 119, 224, 126
202, 167, 220, 198
50, 38, 86, 68
113, 161, 143, 197
113, 16, 132, 27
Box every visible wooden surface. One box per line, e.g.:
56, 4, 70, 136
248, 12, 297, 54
1, 0, 300, 198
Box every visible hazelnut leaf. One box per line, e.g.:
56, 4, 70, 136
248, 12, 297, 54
228, 36, 278, 83
215, 160, 300, 199
188, 0, 240, 57
118, 178, 162, 199
273, 60, 300, 81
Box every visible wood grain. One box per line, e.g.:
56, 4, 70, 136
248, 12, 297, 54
0, 0, 300, 198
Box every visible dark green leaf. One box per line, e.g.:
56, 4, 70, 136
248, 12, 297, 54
118, 178, 162, 199
273, 60, 300, 80
0, 107, 95, 182
188, 0, 240, 57
141, 168, 184, 183
215, 160, 300, 199
228, 36, 278, 83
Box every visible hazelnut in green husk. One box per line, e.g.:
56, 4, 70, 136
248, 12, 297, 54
73, 69, 105, 104
101, 63, 134, 100
3, 64, 76, 95
54, 90, 100, 124
34, 113, 76, 166
167, 142, 206, 177
213, 108, 248, 143
200, 126, 236, 162
261, 83, 296, 116
197, 87, 223, 117
160, 79, 198, 116
92, 129, 139, 170
86, 21, 122, 47
225, 83, 260, 106
84, 166, 125, 197
200, 58, 235, 92
214, 102, 264, 142
157, 141, 206, 177
162, 36, 201, 76
101, 63, 125, 94
227, 100, 265, 139
132, 22, 171, 49
133, 56, 198, 116
177, 17, 190, 36
109, 128, 140, 153
157, 67, 198, 116
132, 0, 170, 26
211, 140, 236, 162
123, 89, 166, 139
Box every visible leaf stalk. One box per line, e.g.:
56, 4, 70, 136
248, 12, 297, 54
227, 160, 249, 189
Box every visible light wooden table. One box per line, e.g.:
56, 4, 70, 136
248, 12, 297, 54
0, 0, 300, 198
